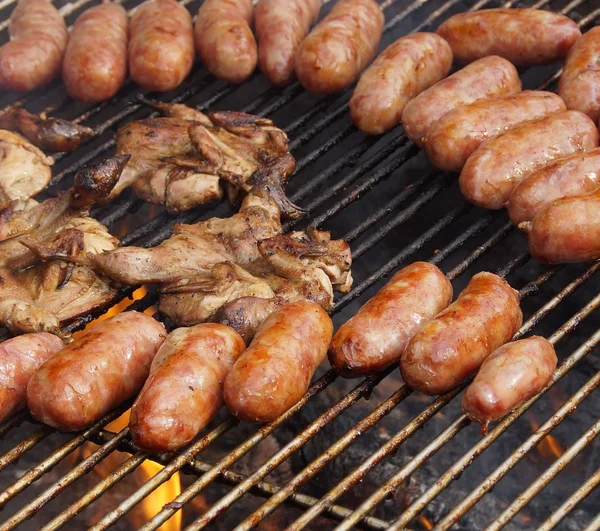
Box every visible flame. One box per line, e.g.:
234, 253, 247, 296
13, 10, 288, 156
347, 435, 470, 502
418, 514, 434, 530
529, 418, 565, 460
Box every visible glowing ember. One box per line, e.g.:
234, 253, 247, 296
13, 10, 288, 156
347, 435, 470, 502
529, 418, 565, 460
418, 514, 434, 529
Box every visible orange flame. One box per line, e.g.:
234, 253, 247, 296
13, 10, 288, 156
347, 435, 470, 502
418, 515, 434, 530
529, 418, 565, 460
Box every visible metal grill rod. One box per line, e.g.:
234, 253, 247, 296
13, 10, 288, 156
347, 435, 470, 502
0, 426, 52, 471
584, 509, 600, 531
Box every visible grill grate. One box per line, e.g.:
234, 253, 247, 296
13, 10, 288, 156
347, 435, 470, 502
0, 0, 599, 529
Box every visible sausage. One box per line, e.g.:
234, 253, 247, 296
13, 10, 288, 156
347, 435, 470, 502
0, 0, 68, 92
195, 0, 257, 84
507, 148, 600, 226
27, 312, 166, 431
224, 301, 332, 422
62, 1, 128, 102
401, 56, 521, 148
129, 0, 194, 92
401, 272, 522, 395
425, 91, 566, 172
523, 189, 600, 264
129, 324, 245, 453
349, 33, 453, 135
559, 27, 600, 122
0, 333, 64, 422
437, 9, 581, 67
329, 262, 452, 378
459, 111, 599, 210
255, 0, 321, 87
295, 0, 384, 94
462, 336, 556, 434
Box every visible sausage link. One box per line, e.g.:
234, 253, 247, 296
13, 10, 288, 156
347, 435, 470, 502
0, 0, 68, 91
559, 27, 600, 122
524, 189, 600, 264
350, 33, 453, 135
295, 0, 384, 94
459, 110, 599, 210
329, 262, 452, 378
195, 0, 257, 84
255, 0, 321, 87
27, 312, 166, 431
401, 272, 522, 395
130, 324, 245, 453
224, 301, 332, 422
507, 148, 600, 226
401, 56, 521, 148
425, 91, 566, 172
62, 2, 128, 102
0, 333, 64, 422
462, 336, 556, 434
437, 9, 580, 66
129, 0, 194, 92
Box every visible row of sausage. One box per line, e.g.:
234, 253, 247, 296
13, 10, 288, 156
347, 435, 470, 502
1, 262, 555, 449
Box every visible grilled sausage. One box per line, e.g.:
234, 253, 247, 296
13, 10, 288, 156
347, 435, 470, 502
401, 272, 522, 395
559, 27, 600, 122
195, 0, 257, 84
425, 91, 566, 172
524, 189, 600, 264
401, 56, 521, 148
27, 312, 166, 431
437, 9, 581, 67
295, 0, 384, 94
62, 1, 128, 102
460, 111, 599, 210
507, 148, 600, 226
255, 0, 321, 87
329, 262, 452, 378
130, 324, 245, 453
224, 301, 332, 422
349, 33, 453, 135
129, 0, 194, 92
0, 0, 68, 92
462, 337, 556, 434
0, 333, 64, 422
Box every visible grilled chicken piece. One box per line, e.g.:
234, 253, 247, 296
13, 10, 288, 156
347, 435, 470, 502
113, 98, 302, 217
0, 108, 94, 152
0, 130, 53, 208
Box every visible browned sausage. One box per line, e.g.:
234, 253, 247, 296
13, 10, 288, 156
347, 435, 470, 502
129, 0, 194, 92
329, 262, 452, 378
349, 33, 453, 135
129, 324, 245, 453
425, 91, 566, 172
559, 27, 600, 122
507, 148, 600, 226
0, 0, 68, 91
295, 0, 384, 94
224, 301, 332, 422
523, 189, 600, 264
195, 0, 257, 84
27, 312, 166, 431
462, 336, 556, 433
459, 111, 599, 210
0, 333, 64, 422
62, 1, 128, 102
401, 272, 522, 395
401, 56, 521, 148
437, 9, 581, 67
255, 0, 321, 87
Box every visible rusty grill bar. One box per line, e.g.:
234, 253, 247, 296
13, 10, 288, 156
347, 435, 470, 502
0, 0, 599, 529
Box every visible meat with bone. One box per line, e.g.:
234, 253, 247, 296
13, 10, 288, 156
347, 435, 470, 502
224, 301, 332, 422
130, 324, 245, 452
0, 109, 94, 153
0, 0, 68, 92
437, 9, 580, 67
0, 333, 64, 422
27, 312, 166, 432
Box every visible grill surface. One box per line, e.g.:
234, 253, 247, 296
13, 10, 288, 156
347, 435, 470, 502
0, 0, 599, 529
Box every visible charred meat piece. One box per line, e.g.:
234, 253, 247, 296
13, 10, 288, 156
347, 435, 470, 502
0, 108, 94, 152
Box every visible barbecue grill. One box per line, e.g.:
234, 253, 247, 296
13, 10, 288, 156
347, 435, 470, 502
1, 0, 599, 529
